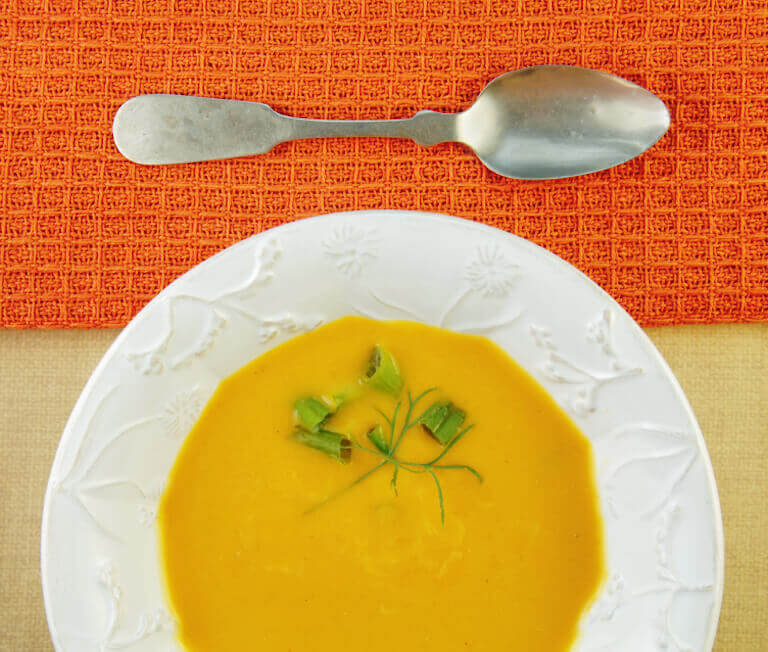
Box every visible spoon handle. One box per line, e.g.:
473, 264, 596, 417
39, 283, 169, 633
284, 111, 456, 147
112, 94, 458, 165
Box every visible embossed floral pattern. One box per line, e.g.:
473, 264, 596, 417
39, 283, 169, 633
352, 241, 523, 334
125, 237, 324, 375
137, 483, 165, 528
589, 573, 627, 623
464, 245, 518, 297
162, 389, 203, 440
531, 310, 643, 416
137, 503, 157, 528
254, 314, 324, 343
247, 238, 282, 287
322, 224, 378, 278
100, 562, 174, 650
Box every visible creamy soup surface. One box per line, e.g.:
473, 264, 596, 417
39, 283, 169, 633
159, 316, 605, 651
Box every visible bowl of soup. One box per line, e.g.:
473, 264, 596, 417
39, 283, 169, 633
41, 210, 723, 652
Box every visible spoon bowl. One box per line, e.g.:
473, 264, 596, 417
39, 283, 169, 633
458, 66, 671, 179
113, 65, 670, 180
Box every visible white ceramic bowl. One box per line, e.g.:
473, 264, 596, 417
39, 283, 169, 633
42, 210, 723, 652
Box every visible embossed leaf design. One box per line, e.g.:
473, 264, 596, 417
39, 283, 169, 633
123, 237, 326, 376
603, 425, 698, 518
588, 573, 627, 624
79, 480, 159, 540
529, 312, 643, 417
656, 500, 715, 593
127, 296, 227, 374
579, 589, 701, 652
99, 562, 175, 650
236, 237, 282, 294
666, 591, 714, 652
128, 296, 324, 375
353, 241, 523, 334
66, 416, 181, 539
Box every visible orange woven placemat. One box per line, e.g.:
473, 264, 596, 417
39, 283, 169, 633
0, 0, 767, 328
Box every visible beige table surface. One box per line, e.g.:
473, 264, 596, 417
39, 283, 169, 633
1, 325, 766, 651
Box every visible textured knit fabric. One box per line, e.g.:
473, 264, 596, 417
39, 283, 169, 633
0, 0, 767, 327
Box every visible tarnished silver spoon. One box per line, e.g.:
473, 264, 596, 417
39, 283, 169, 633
112, 65, 670, 180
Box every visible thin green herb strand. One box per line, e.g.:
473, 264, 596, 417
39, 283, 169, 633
427, 424, 475, 465
390, 388, 436, 456
304, 461, 387, 515
404, 388, 438, 428
374, 407, 394, 430
397, 465, 427, 475
400, 388, 438, 436
352, 437, 481, 481
389, 390, 416, 454
388, 401, 401, 449
350, 441, 387, 457
411, 405, 437, 429
433, 464, 483, 482
427, 468, 445, 524
411, 387, 438, 406
374, 401, 401, 450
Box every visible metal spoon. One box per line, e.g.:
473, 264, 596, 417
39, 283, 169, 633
112, 65, 670, 180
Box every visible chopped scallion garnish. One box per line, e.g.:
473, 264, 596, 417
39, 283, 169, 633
363, 346, 403, 396
294, 397, 332, 431
366, 424, 389, 454
295, 429, 351, 464
420, 401, 466, 445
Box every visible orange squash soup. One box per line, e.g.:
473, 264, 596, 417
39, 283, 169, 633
159, 316, 605, 651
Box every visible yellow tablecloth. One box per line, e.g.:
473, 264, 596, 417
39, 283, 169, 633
1, 326, 766, 650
